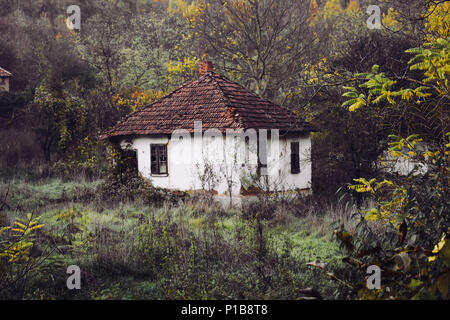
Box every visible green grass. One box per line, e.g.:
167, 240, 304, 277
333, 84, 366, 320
0, 177, 100, 215
0, 177, 352, 300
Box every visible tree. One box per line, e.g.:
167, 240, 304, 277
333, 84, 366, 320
113, 87, 166, 113
322, 28, 450, 298
342, 38, 449, 144
424, 1, 450, 41
295, 2, 426, 195
32, 84, 89, 163
323, 0, 343, 20
180, 0, 316, 101
346, 0, 360, 14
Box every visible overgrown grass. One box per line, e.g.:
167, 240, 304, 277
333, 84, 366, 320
0, 177, 100, 216
0, 176, 358, 300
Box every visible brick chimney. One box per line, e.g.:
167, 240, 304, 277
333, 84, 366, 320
199, 61, 214, 75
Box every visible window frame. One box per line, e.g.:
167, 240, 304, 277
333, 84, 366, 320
150, 143, 168, 176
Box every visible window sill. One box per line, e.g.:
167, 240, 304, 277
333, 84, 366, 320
150, 174, 169, 177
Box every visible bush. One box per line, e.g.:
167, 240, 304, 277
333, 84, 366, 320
97, 168, 188, 206
320, 134, 450, 299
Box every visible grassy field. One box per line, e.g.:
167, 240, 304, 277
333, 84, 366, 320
0, 175, 359, 300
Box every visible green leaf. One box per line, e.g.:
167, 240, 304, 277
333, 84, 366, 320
409, 279, 423, 292
364, 208, 379, 221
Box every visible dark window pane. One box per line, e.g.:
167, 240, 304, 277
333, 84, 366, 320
291, 142, 300, 174
151, 144, 168, 174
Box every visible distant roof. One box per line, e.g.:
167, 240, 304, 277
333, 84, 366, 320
0, 67, 12, 77
101, 72, 315, 140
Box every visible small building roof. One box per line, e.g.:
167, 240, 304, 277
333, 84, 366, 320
0, 67, 12, 77
102, 67, 315, 140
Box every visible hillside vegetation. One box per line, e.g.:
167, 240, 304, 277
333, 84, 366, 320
0, 0, 448, 300
0, 175, 358, 299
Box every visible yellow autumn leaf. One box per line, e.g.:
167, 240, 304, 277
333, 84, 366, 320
429, 233, 446, 262
14, 221, 27, 229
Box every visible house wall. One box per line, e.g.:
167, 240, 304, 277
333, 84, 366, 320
0, 77, 10, 92
379, 149, 428, 176
121, 131, 311, 195
271, 133, 312, 191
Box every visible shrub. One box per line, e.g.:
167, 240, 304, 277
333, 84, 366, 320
319, 134, 450, 299
0, 214, 47, 299
98, 141, 188, 205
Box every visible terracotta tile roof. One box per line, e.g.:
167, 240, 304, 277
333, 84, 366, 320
101, 72, 315, 140
0, 67, 12, 77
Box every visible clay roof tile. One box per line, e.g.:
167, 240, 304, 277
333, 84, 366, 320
101, 72, 315, 140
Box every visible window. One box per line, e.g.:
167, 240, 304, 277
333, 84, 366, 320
151, 144, 168, 175
291, 142, 300, 174
257, 134, 268, 176
243, 136, 250, 166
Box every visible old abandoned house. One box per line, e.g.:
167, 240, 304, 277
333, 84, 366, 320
101, 62, 315, 195
0, 67, 12, 92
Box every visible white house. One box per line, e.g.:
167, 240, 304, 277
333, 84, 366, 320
101, 62, 315, 195
0, 67, 12, 92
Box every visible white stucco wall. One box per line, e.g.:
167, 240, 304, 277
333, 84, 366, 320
0, 77, 10, 92
273, 133, 312, 191
379, 149, 428, 176
121, 130, 312, 195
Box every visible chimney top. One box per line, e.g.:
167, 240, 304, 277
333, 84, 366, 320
199, 61, 214, 75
